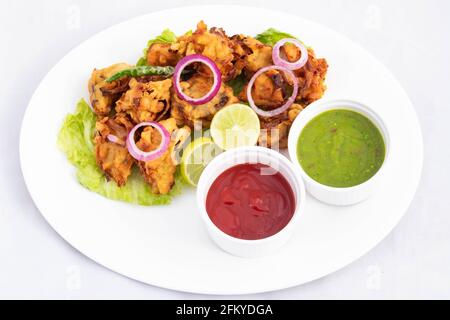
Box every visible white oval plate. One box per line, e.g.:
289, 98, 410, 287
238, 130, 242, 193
20, 5, 423, 295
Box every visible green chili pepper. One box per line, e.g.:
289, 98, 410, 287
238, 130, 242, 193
106, 66, 175, 83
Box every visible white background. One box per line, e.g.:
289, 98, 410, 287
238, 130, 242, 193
1, 0, 449, 299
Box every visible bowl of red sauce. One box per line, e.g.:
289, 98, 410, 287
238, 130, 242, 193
197, 146, 305, 257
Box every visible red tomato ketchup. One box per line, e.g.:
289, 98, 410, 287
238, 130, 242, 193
205, 163, 296, 240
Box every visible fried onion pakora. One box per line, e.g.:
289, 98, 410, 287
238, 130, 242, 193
238, 45, 327, 107
83, 21, 328, 198
258, 103, 304, 149
88, 63, 131, 116
173, 21, 242, 81
115, 78, 172, 123
146, 42, 181, 67
170, 74, 238, 128
94, 114, 135, 186
231, 35, 273, 75
295, 48, 328, 104
136, 118, 191, 194
239, 68, 293, 108
233, 42, 327, 148
280, 43, 328, 104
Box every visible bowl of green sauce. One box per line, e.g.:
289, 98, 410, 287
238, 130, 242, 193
288, 99, 389, 206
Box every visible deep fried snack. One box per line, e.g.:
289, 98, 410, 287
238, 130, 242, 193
170, 74, 239, 128
116, 78, 172, 123
136, 118, 191, 194
258, 103, 304, 149
87, 22, 329, 193
239, 68, 293, 109
146, 42, 181, 67
231, 35, 273, 75
238, 42, 327, 106
236, 43, 327, 149
281, 45, 328, 104
174, 21, 240, 81
94, 114, 135, 186
88, 63, 131, 116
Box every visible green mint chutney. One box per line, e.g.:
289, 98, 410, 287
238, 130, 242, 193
297, 109, 385, 188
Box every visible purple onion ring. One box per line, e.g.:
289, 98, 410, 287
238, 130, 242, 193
126, 122, 170, 162
246, 65, 299, 118
173, 54, 222, 105
272, 38, 308, 70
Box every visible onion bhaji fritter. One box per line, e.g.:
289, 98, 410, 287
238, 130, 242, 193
239, 47, 327, 107
116, 78, 172, 123
174, 21, 241, 81
94, 114, 135, 186
88, 63, 131, 116
277, 42, 328, 103
87, 21, 328, 191
231, 35, 273, 75
239, 68, 292, 108
171, 74, 238, 128
136, 118, 190, 194
236, 44, 327, 148
146, 42, 181, 67
295, 48, 328, 104
258, 103, 304, 149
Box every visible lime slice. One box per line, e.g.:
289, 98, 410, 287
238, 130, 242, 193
210, 103, 260, 150
181, 137, 220, 187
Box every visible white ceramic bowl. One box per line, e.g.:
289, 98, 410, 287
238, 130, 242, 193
196, 146, 306, 258
288, 99, 390, 206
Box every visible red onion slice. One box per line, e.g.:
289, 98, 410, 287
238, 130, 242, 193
173, 54, 222, 105
246, 65, 299, 118
272, 38, 308, 70
126, 122, 170, 162
107, 134, 124, 146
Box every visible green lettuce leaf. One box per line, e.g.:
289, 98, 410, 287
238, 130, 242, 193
136, 29, 177, 66
57, 99, 184, 206
255, 28, 299, 46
